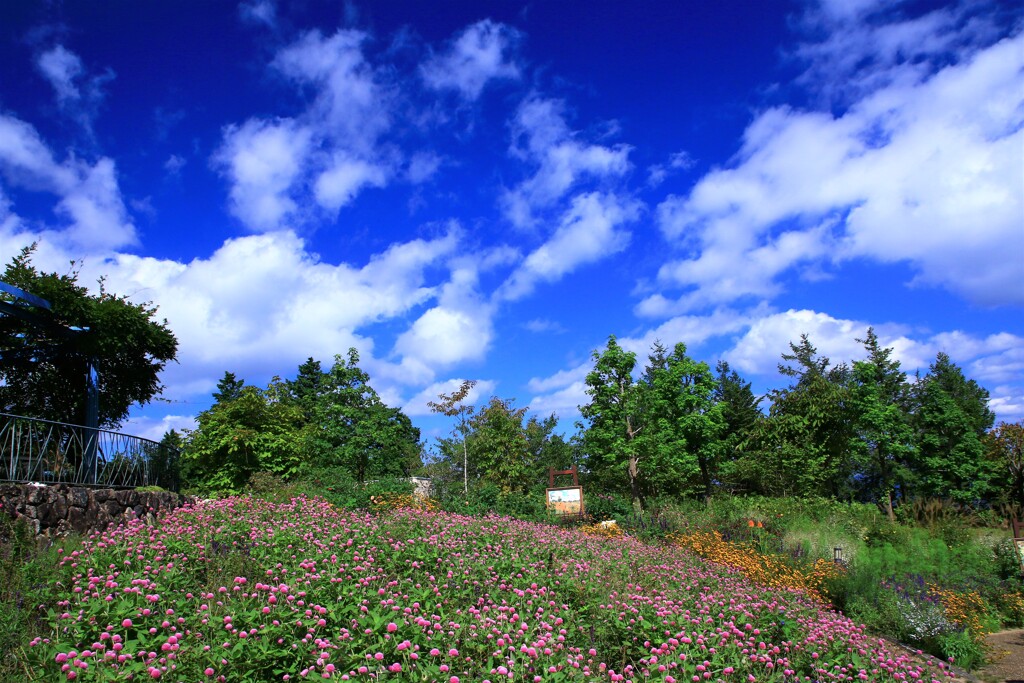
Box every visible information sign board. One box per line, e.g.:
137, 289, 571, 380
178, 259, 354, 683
546, 486, 584, 516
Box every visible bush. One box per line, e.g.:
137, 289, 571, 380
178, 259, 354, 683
585, 491, 633, 523
994, 537, 1024, 582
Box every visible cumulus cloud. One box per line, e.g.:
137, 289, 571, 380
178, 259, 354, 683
215, 28, 394, 229
393, 257, 496, 383
0, 114, 136, 250
214, 118, 311, 231
421, 20, 520, 100
650, 17, 1023, 311
0, 222, 464, 411
314, 154, 388, 210
36, 45, 83, 104
240, 0, 277, 29
723, 308, 1024, 393
497, 192, 639, 301
501, 96, 632, 228
646, 150, 695, 187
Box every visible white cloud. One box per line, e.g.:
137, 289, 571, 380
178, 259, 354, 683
652, 29, 1024, 309
393, 257, 496, 381
527, 380, 589, 420
723, 309, 1024, 400
240, 0, 277, 29
214, 118, 310, 231
215, 27, 396, 228
407, 152, 442, 184
0, 114, 136, 250
272, 28, 389, 152
524, 318, 565, 334
497, 192, 639, 301
34, 44, 113, 134
314, 154, 388, 210
122, 414, 197, 442
36, 45, 83, 104
0, 224, 464, 412
989, 386, 1024, 423
421, 20, 521, 100
164, 154, 186, 175
502, 96, 632, 228
646, 150, 695, 187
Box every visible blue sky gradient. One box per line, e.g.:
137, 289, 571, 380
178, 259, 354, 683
0, 0, 1021, 444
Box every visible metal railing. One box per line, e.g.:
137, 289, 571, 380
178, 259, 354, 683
0, 413, 179, 491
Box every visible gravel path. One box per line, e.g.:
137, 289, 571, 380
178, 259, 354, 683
978, 629, 1024, 683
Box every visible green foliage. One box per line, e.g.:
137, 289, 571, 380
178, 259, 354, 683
580, 338, 724, 509
988, 420, 1024, 505
993, 537, 1024, 582
466, 397, 532, 494
585, 491, 634, 522
0, 515, 71, 681
912, 353, 997, 503
642, 341, 724, 501
0, 245, 178, 427
183, 350, 421, 494
850, 328, 916, 519
579, 336, 646, 509
713, 360, 762, 488
297, 350, 422, 482
742, 335, 855, 498
182, 383, 305, 494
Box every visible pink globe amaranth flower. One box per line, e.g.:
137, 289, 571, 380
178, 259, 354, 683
122, 619, 132, 629
204, 669, 214, 677
450, 677, 460, 683
386, 622, 397, 633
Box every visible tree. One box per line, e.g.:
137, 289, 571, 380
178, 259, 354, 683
579, 336, 647, 511
212, 372, 245, 404
850, 328, 915, 520
299, 350, 421, 482
912, 352, 997, 503
712, 360, 762, 491
744, 335, 854, 498
0, 245, 178, 427
525, 413, 574, 474
642, 342, 724, 502
428, 380, 477, 495
182, 382, 305, 493
987, 421, 1024, 506
465, 397, 532, 494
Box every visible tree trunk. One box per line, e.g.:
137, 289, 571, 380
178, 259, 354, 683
628, 454, 644, 513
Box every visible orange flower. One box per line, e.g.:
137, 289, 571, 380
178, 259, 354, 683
748, 520, 755, 527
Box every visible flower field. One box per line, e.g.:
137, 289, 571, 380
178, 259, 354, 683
25, 496, 957, 682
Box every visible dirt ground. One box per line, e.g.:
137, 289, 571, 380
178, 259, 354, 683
977, 629, 1024, 683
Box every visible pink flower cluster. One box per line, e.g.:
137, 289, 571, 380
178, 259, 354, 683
27, 496, 954, 682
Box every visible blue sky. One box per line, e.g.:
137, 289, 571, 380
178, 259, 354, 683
0, 0, 1021, 445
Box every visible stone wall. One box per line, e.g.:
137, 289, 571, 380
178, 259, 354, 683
0, 483, 192, 537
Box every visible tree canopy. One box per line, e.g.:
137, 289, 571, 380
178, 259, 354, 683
182, 350, 421, 494
0, 245, 178, 428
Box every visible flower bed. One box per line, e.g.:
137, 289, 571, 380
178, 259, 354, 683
26, 496, 955, 682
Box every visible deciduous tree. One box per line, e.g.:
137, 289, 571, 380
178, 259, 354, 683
0, 246, 178, 427
428, 380, 477, 495
579, 336, 647, 511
